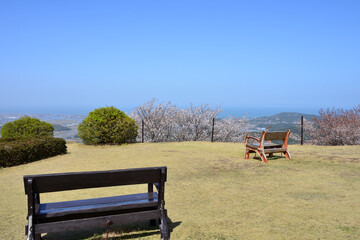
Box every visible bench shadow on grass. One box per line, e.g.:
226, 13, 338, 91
43, 217, 181, 240
252, 154, 284, 162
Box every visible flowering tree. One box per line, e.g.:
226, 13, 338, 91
213, 116, 248, 142
182, 104, 222, 141
307, 105, 360, 145
130, 99, 248, 142
129, 99, 177, 142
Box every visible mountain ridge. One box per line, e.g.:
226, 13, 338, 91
250, 112, 318, 124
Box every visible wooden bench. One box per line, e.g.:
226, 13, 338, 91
244, 130, 291, 163
24, 166, 169, 240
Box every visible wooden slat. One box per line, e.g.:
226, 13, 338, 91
24, 167, 166, 194
264, 148, 286, 154
35, 210, 162, 234
264, 131, 288, 141
37, 193, 158, 218
246, 142, 282, 149
40, 192, 158, 211
39, 200, 158, 218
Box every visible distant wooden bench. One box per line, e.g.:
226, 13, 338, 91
24, 167, 169, 240
244, 130, 291, 163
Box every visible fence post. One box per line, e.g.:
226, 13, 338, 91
301, 116, 304, 145
142, 120, 144, 143
211, 118, 215, 142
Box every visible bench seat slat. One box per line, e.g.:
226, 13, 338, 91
37, 192, 158, 218
264, 148, 286, 154
246, 142, 282, 149
40, 192, 157, 210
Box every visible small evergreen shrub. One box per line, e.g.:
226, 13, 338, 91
1, 116, 54, 138
0, 137, 67, 167
78, 106, 138, 145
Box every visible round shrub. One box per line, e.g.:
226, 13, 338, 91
78, 106, 138, 145
1, 116, 54, 138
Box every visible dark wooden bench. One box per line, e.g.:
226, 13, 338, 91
244, 130, 291, 163
24, 166, 169, 240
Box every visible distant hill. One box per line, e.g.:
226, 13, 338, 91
250, 112, 318, 125
53, 124, 71, 131
247, 112, 318, 144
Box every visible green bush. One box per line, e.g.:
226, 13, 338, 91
0, 137, 67, 167
1, 116, 53, 138
78, 106, 138, 145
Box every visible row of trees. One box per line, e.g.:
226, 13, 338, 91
129, 99, 248, 142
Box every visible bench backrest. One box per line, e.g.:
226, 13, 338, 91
264, 131, 289, 141
24, 166, 167, 195
259, 130, 290, 148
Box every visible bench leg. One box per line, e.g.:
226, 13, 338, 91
260, 154, 268, 163
27, 232, 41, 240
284, 151, 291, 159
27, 215, 39, 240
160, 209, 169, 240
255, 150, 268, 163
245, 149, 250, 159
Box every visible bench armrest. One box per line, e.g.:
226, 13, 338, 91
244, 136, 260, 145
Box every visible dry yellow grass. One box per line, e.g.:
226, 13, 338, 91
0, 142, 359, 239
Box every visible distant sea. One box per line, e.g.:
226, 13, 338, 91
0, 106, 320, 119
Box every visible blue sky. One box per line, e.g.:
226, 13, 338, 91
0, 0, 359, 115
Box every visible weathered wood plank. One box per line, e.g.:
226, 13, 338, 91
264, 148, 286, 154
38, 194, 159, 218
35, 210, 162, 233
264, 131, 288, 141
24, 167, 166, 194
246, 142, 282, 149
40, 192, 158, 211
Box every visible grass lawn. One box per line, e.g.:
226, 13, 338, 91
0, 142, 360, 240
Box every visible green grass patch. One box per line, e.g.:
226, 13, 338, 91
0, 142, 359, 239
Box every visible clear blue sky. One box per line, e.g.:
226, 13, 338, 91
0, 0, 359, 115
